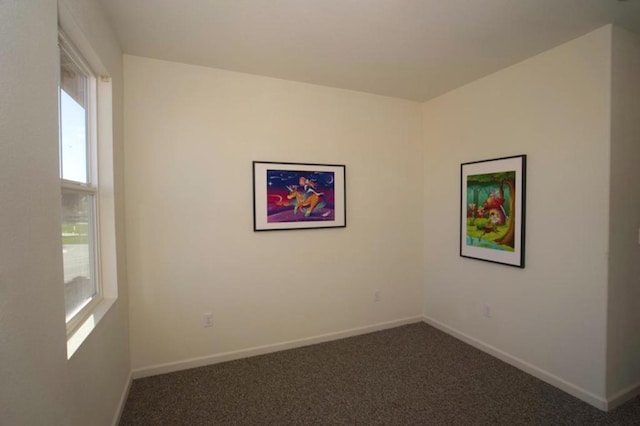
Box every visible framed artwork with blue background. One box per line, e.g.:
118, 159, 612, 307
253, 161, 346, 231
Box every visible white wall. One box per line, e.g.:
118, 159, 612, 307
0, 0, 130, 424
124, 56, 424, 373
607, 26, 640, 404
422, 27, 612, 405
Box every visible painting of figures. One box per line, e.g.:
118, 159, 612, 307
266, 169, 335, 223
253, 161, 346, 231
460, 155, 526, 267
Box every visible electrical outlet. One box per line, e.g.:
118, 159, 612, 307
374, 290, 380, 302
203, 312, 213, 328
483, 304, 491, 318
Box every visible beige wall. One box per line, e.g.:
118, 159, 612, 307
422, 27, 612, 405
0, 0, 130, 424
607, 26, 640, 404
124, 56, 424, 373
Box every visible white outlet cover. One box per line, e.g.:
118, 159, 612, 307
203, 313, 213, 327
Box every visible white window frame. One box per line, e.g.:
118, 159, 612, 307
57, 5, 118, 359
59, 31, 103, 335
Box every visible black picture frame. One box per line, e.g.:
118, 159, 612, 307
253, 161, 346, 231
460, 155, 526, 268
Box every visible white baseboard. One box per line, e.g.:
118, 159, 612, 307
112, 370, 133, 426
132, 316, 423, 379
606, 381, 640, 411
422, 315, 608, 411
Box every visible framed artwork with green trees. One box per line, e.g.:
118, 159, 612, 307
460, 155, 526, 268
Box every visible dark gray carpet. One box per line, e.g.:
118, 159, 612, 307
120, 322, 640, 425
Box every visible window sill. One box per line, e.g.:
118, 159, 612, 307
67, 297, 116, 359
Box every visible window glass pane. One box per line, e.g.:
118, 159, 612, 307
60, 49, 88, 183
62, 191, 97, 322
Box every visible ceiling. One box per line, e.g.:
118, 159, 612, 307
98, 0, 640, 101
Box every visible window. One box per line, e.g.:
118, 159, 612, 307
59, 33, 101, 329
58, 25, 117, 358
